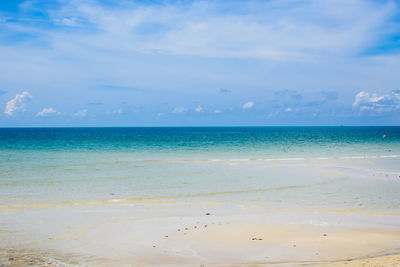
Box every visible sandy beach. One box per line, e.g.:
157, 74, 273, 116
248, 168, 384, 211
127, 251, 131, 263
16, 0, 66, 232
2, 214, 400, 266
2, 183, 400, 266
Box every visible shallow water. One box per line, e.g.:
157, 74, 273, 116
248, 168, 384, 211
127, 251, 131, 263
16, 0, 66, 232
1, 127, 399, 205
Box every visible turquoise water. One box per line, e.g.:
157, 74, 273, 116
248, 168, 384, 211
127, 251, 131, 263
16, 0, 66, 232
1, 127, 400, 212
1, 127, 399, 154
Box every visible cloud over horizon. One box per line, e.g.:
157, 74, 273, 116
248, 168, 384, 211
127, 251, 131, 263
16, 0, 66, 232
242, 102, 255, 109
36, 107, 60, 117
34, 0, 398, 60
353, 90, 400, 112
4, 91, 32, 116
74, 109, 88, 117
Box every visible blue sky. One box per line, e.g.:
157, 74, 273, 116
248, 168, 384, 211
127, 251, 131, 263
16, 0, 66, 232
0, 0, 399, 126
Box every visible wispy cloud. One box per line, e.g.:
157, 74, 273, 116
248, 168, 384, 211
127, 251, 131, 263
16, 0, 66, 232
53, 17, 79, 27
111, 108, 123, 114
36, 107, 60, 117
195, 106, 203, 112
7, 0, 397, 60
4, 91, 32, 116
172, 107, 185, 114
242, 101, 254, 109
74, 109, 87, 117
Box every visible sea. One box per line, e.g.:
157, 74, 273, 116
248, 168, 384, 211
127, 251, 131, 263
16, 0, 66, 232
1, 126, 400, 264
1, 126, 399, 210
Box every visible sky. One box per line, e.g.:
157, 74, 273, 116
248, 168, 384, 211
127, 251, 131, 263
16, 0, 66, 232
0, 0, 399, 127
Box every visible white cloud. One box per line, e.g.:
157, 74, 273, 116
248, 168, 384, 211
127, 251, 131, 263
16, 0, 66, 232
36, 107, 60, 117
53, 17, 79, 27
4, 91, 32, 116
353, 90, 400, 112
214, 109, 221, 113
33, 0, 397, 60
172, 107, 185, 114
285, 107, 293, 112
242, 101, 254, 109
75, 109, 87, 116
195, 106, 203, 112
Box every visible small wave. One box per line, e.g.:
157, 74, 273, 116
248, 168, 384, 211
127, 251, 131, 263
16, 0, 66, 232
191, 155, 399, 163
96, 154, 400, 165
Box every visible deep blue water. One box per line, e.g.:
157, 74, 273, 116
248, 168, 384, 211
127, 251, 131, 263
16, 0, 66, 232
0, 127, 399, 153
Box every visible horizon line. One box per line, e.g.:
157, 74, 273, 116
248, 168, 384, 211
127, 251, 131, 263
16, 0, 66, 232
0, 125, 399, 128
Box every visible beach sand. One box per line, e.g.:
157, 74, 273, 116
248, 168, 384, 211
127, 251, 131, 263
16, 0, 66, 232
2, 206, 400, 266
327, 254, 400, 266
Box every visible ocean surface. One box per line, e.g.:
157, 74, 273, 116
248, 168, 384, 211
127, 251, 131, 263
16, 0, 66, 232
1, 126, 400, 213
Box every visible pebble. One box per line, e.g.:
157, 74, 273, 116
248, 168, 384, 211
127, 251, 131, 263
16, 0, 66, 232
205, 213, 211, 215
